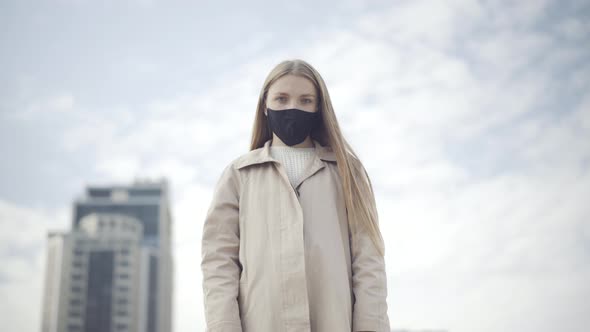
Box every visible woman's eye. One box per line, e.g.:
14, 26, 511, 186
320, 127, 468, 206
276, 97, 286, 102
303, 99, 312, 103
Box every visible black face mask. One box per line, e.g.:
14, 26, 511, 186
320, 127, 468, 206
266, 107, 321, 146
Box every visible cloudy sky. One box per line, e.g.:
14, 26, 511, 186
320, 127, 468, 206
1, 0, 589, 331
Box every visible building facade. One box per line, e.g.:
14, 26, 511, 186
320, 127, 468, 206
41, 179, 173, 332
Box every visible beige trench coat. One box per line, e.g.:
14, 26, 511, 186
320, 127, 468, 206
201, 138, 391, 332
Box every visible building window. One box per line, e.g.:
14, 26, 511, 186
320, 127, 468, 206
115, 324, 127, 331
84, 251, 114, 332
69, 310, 81, 317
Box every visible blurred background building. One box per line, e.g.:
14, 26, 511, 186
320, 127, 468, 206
40, 179, 173, 332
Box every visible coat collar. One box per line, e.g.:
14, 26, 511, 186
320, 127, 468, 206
235, 138, 337, 170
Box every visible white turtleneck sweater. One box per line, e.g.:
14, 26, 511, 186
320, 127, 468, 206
270, 145, 316, 188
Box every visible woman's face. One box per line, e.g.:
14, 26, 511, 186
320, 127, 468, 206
266, 74, 318, 113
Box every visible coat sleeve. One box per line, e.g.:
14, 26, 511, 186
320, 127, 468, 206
201, 163, 243, 332
350, 211, 391, 332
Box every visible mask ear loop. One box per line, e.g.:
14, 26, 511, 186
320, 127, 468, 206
265, 108, 272, 137
263, 92, 269, 116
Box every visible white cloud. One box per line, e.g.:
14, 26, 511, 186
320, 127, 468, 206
0, 201, 68, 331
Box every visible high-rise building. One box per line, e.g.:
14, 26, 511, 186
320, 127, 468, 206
40, 179, 173, 332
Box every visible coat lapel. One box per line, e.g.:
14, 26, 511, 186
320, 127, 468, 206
235, 138, 337, 170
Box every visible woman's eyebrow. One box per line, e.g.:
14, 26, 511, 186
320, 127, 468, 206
275, 92, 316, 97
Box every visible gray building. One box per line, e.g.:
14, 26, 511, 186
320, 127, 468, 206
41, 179, 173, 332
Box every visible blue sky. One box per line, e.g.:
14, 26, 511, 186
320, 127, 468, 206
1, 0, 589, 331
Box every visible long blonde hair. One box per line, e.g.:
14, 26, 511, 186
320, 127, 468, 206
250, 59, 385, 257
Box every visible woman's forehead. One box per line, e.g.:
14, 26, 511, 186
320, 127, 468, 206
269, 75, 316, 94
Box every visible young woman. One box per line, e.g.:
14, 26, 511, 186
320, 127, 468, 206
201, 59, 391, 332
